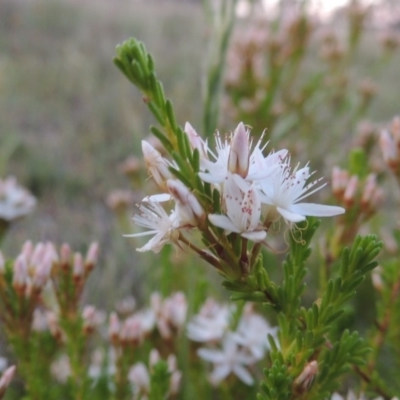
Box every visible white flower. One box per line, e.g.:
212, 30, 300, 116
197, 333, 256, 386
125, 201, 180, 253
258, 162, 345, 223
231, 312, 278, 359
187, 299, 231, 342
0, 176, 36, 221
198, 122, 287, 184
128, 362, 150, 399
208, 174, 266, 241
198, 131, 230, 184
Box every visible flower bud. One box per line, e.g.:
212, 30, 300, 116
82, 305, 98, 335
21, 240, 34, 260
294, 360, 318, 393
73, 253, 84, 283
85, 242, 99, 272
109, 312, 120, 344
142, 141, 173, 191
343, 175, 358, 208
0, 365, 16, 395
184, 122, 208, 159
12, 254, 28, 294
149, 349, 160, 368
32, 259, 52, 290
228, 122, 250, 178
60, 243, 72, 269
167, 180, 205, 226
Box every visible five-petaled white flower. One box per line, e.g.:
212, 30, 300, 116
258, 162, 345, 223
208, 174, 266, 241
197, 333, 256, 386
125, 201, 180, 253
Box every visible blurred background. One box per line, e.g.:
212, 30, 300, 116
1, 0, 400, 308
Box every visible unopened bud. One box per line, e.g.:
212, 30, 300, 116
109, 312, 120, 344
331, 167, 349, 199
12, 254, 28, 293
391, 116, 400, 146
167, 180, 205, 226
170, 370, 182, 395
21, 240, 33, 260
85, 242, 99, 272
343, 175, 359, 207
142, 141, 173, 191
82, 305, 97, 335
106, 190, 134, 212
32, 259, 52, 290
228, 122, 250, 178
60, 243, 71, 269
294, 360, 318, 393
121, 315, 142, 344
73, 253, 84, 283
149, 349, 160, 369
371, 266, 384, 292
119, 155, 142, 177
0, 365, 16, 395
47, 312, 63, 341
184, 122, 208, 159
31, 242, 45, 267
380, 130, 399, 170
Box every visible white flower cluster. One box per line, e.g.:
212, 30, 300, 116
0, 176, 36, 222
127, 122, 344, 253
187, 300, 278, 386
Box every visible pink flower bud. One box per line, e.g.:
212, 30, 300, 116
82, 305, 98, 334
149, 349, 160, 368
12, 254, 28, 293
142, 141, 173, 191
32, 259, 52, 289
331, 167, 349, 198
170, 370, 182, 395
167, 180, 204, 226
184, 122, 208, 159
121, 315, 142, 343
391, 116, 400, 147
0, 365, 16, 393
85, 242, 99, 271
60, 243, 71, 269
343, 175, 358, 207
109, 312, 120, 343
228, 122, 250, 178
21, 240, 33, 260
380, 130, 399, 170
31, 242, 45, 266
294, 360, 318, 392
73, 253, 84, 281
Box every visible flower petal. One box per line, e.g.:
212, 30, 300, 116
208, 214, 240, 233
289, 203, 345, 217
276, 207, 305, 223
